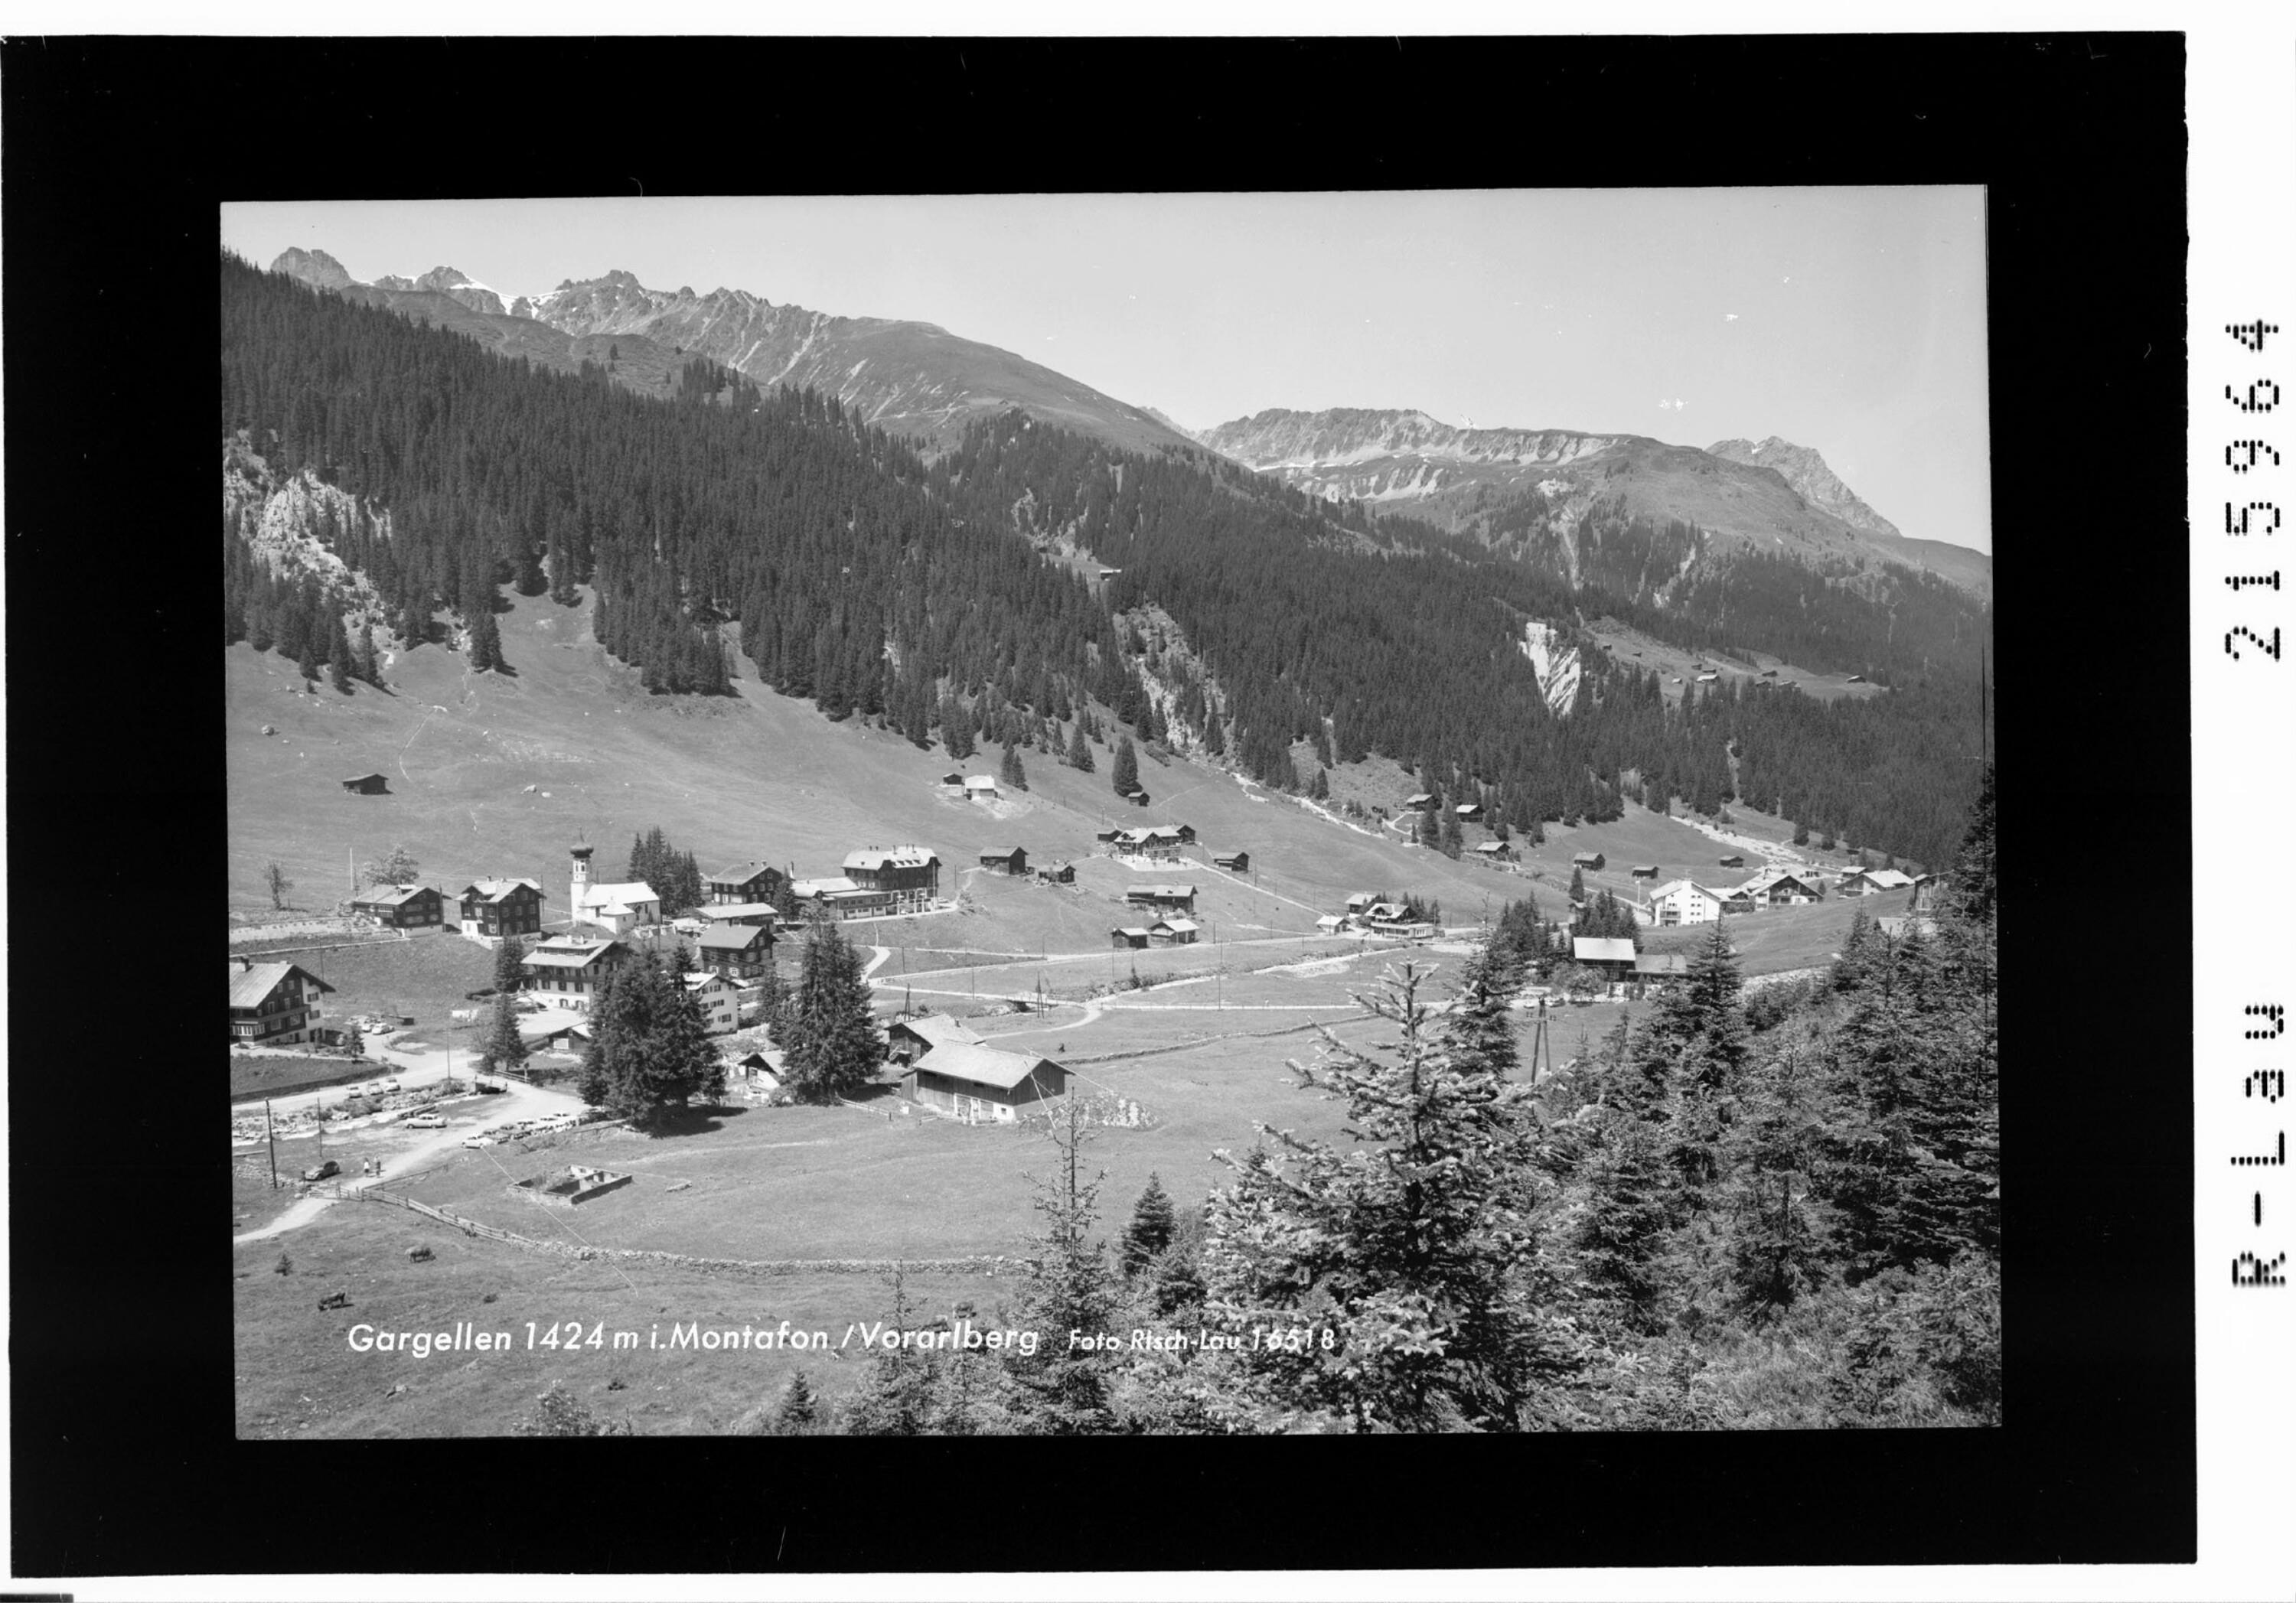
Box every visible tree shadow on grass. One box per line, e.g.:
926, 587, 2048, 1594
638, 1103, 751, 1139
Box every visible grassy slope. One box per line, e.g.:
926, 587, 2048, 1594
229, 587, 1771, 953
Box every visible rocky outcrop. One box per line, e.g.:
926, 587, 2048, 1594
1707, 436, 1900, 539
269, 247, 356, 291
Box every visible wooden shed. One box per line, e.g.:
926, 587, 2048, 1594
341, 772, 389, 795
1572, 852, 1606, 871
899, 1043, 1068, 1122
1110, 927, 1150, 950
978, 847, 1029, 877
1212, 851, 1251, 872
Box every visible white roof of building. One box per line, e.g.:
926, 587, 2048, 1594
1476, 841, 1508, 853
681, 971, 738, 992
1649, 878, 1722, 902
517, 1006, 592, 1042
1316, 914, 1345, 927
1127, 884, 1196, 898
461, 878, 542, 902
229, 961, 331, 1008
1573, 937, 1638, 963
962, 775, 1000, 790
525, 935, 627, 969
578, 881, 657, 909
844, 846, 938, 871
708, 861, 778, 884
913, 1041, 1061, 1092
1154, 917, 1200, 934
790, 877, 860, 898
1864, 868, 1916, 888
891, 1015, 985, 1051
352, 884, 435, 906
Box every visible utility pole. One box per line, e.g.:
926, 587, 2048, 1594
266, 1098, 279, 1189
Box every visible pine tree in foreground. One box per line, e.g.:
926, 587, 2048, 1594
1119, 1173, 1178, 1278
1195, 961, 1583, 1432
1003, 1096, 1121, 1434
772, 1370, 820, 1435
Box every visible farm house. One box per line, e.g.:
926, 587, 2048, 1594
896, 1043, 1068, 1123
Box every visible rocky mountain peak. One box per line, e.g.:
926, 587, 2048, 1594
268, 247, 355, 291
1707, 435, 1900, 540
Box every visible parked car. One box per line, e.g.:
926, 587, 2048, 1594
381, 1080, 402, 1092
402, 1113, 446, 1129
302, 1160, 341, 1181
461, 1135, 495, 1148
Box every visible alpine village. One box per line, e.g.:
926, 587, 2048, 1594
227, 242, 1998, 1438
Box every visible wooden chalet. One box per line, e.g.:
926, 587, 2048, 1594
1403, 793, 1438, 813
895, 1041, 1068, 1123
978, 847, 1029, 877
693, 920, 775, 980
680, 970, 743, 1035
1635, 953, 1692, 983
458, 878, 544, 943
1110, 927, 1150, 950
1572, 937, 1638, 981
1212, 850, 1251, 872
1454, 802, 1483, 823
962, 775, 1000, 802
351, 884, 445, 928
340, 772, 390, 795
1123, 788, 1150, 807
1716, 854, 1745, 869
1572, 851, 1606, 871
1345, 893, 1375, 914
1316, 914, 1346, 933
1630, 864, 1660, 880
706, 861, 784, 905
1910, 874, 1942, 912
938, 772, 967, 796
1476, 841, 1515, 862
1124, 884, 1197, 912
1035, 862, 1076, 885
1094, 827, 1122, 845
1148, 917, 1200, 946
886, 1015, 985, 1066
519, 935, 635, 1009
228, 960, 334, 1046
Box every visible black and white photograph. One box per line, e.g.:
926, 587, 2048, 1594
218, 186, 1998, 1440
7, 18, 2244, 1595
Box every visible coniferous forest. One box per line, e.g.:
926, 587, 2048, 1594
222, 249, 1988, 869
654, 771, 1994, 1438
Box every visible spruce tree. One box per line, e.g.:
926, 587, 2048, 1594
479, 992, 530, 1076
1000, 740, 1028, 792
579, 953, 726, 1126
781, 924, 881, 1103
1065, 720, 1094, 773
1198, 963, 1580, 1431
1003, 1096, 1121, 1434
1568, 865, 1586, 905
492, 934, 528, 996
772, 1371, 820, 1435
1119, 1173, 1178, 1278
1111, 734, 1139, 797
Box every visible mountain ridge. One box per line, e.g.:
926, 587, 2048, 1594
1199, 405, 1990, 601
267, 249, 1194, 458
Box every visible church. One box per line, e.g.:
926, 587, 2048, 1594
567, 843, 662, 936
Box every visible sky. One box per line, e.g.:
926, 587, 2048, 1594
223, 188, 1991, 556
